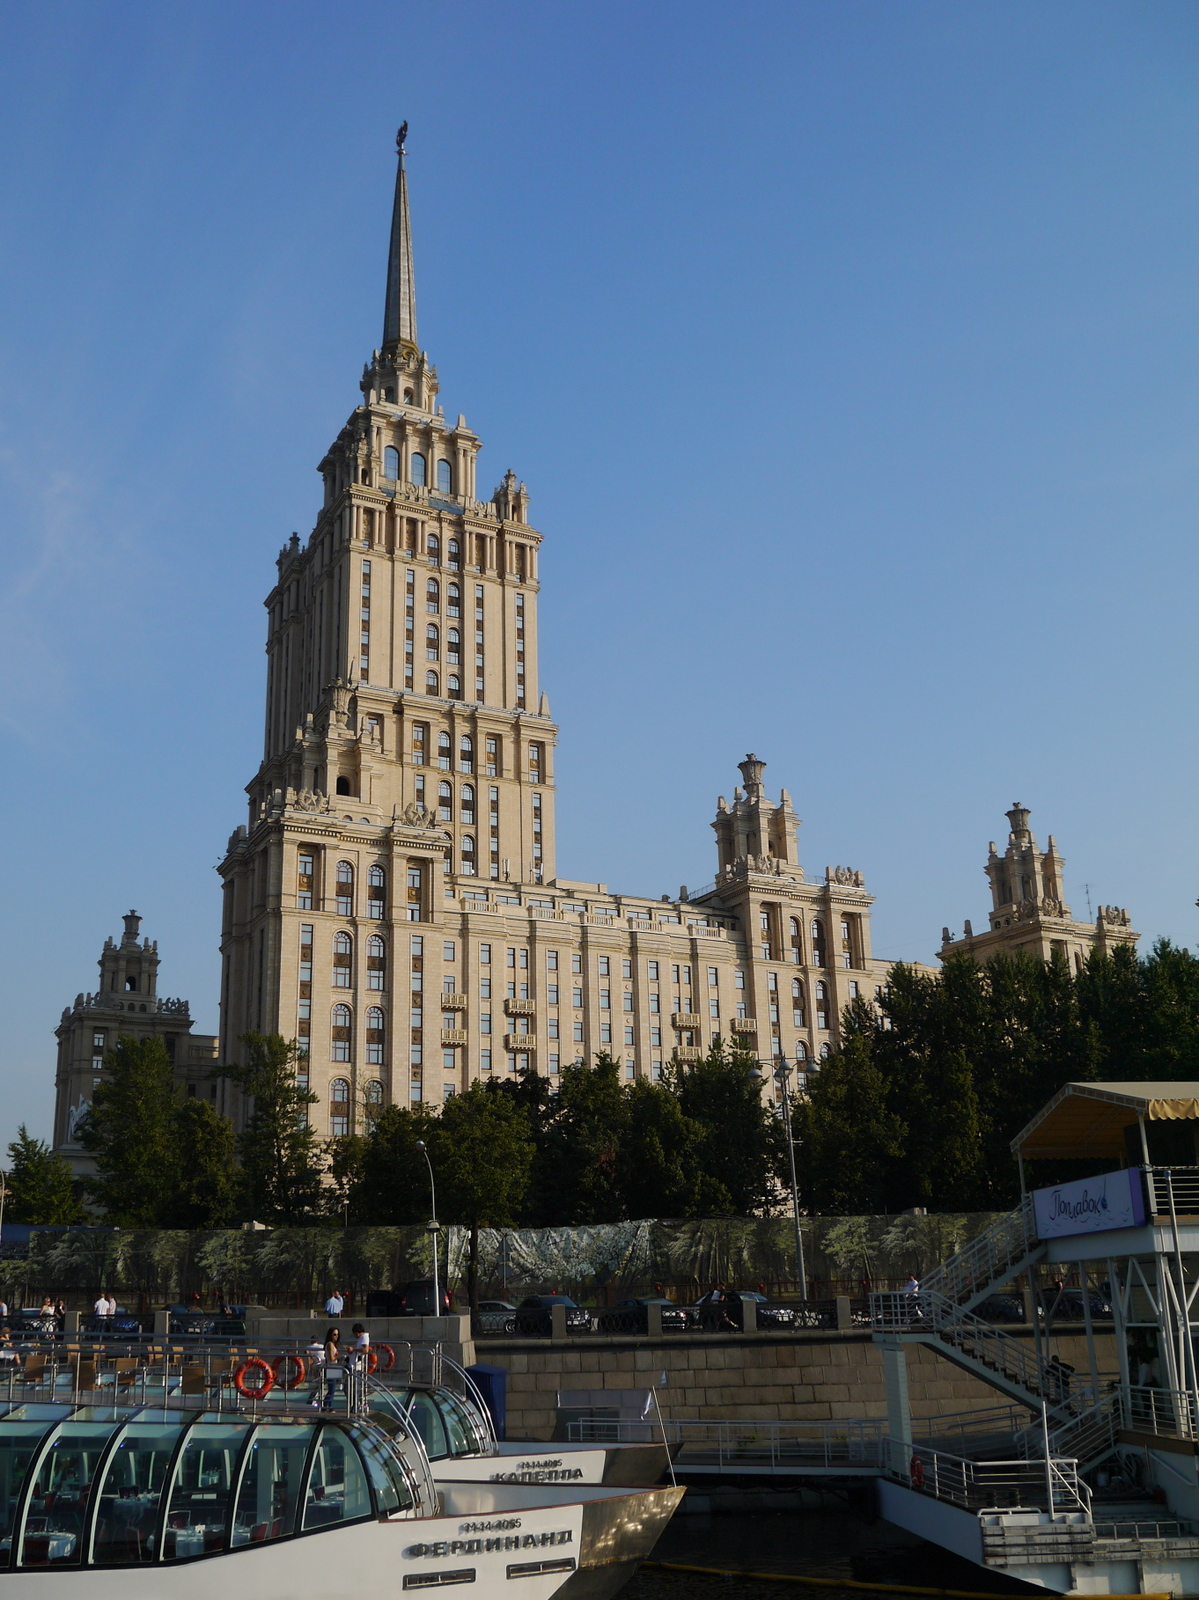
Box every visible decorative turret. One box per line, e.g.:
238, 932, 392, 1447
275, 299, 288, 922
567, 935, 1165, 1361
711, 754, 801, 881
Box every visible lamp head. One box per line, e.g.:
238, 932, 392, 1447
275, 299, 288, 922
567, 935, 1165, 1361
416, 1140, 427, 1151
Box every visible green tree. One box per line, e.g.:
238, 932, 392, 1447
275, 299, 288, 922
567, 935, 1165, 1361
337, 1104, 438, 1224
801, 1027, 903, 1213
3, 1126, 85, 1224
673, 1040, 784, 1215
78, 1036, 181, 1224
531, 1055, 629, 1224
165, 1100, 241, 1227
224, 1033, 323, 1224
433, 1083, 534, 1308
617, 1080, 722, 1218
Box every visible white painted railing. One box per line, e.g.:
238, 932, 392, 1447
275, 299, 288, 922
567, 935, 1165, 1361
917, 1196, 1038, 1306
883, 1436, 1090, 1519
567, 1415, 886, 1469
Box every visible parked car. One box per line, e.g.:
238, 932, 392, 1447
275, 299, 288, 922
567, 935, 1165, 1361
81, 1306, 143, 1341
514, 1294, 592, 1336
167, 1304, 248, 1338
597, 1297, 690, 1334
690, 1290, 795, 1331
475, 1299, 518, 1334
1038, 1289, 1112, 1322
397, 1280, 455, 1316
975, 1293, 1025, 1324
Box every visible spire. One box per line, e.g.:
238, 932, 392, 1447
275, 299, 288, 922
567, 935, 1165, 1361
383, 122, 417, 357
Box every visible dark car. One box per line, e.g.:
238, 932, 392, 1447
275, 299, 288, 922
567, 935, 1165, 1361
975, 1293, 1025, 1324
475, 1299, 518, 1334
1038, 1289, 1112, 1322
597, 1297, 690, 1333
81, 1306, 144, 1341
167, 1304, 248, 1338
692, 1290, 795, 1331
515, 1295, 592, 1336
398, 1280, 455, 1316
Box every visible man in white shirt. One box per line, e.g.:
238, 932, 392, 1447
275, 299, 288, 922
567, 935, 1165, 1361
325, 1289, 344, 1316
94, 1293, 113, 1318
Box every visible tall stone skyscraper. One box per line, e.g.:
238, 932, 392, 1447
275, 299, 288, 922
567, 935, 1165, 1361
217, 131, 899, 1133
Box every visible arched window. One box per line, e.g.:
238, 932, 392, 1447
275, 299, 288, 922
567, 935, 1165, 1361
425, 671, 439, 695
333, 931, 353, 987
811, 918, 827, 967
791, 978, 805, 1026
366, 866, 385, 919
329, 1076, 351, 1136
815, 981, 829, 1030
840, 916, 855, 969
335, 775, 352, 795
335, 862, 354, 916
438, 731, 452, 769
447, 537, 460, 567
461, 835, 477, 875
460, 784, 476, 824
447, 582, 461, 616
384, 446, 399, 480
437, 459, 453, 493
365, 1078, 385, 1116
459, 735, 474, 773
438, 781, 453, 821
819, 1042, 831, 1060
790, 918, 803, 964
331, 1007, 352, 1064
410, 452, 426, 486
795, 1041, 808, 1062
366, 934, 386, 989
426, 578, 440, 612
425, 624, 439, 660
448, 674, 461, 698
427, 534, 440, 564
447, 628, 460, 664
366, 1007, 385, 1065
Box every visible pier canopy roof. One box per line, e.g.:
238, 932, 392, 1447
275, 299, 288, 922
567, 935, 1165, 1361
1012, 1081, 1199, 1161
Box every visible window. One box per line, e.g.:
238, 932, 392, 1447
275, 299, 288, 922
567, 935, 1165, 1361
707, 966, 718, 986
795, 1042, 808, 1062
366, 865, 385, 918
600, 988, 611, 1010
460, 835, 476, 874
649, 991, 659, 1012
426, 623, 439, 660
623, 991, 634, 1012
485, 736, 500, 776
460, 784, 476, 825
572, 953, 582, 973
328, 1077, 351, 1137
336, 861, 354, 916
412, 723, 428, 765
811, 919, 827, 967
425, 671, 439, 695
600, 1022, 612, 1043
820, 1042, 831, 1060
437, 459, 453, 493
792, 978, 805, 1026
384, 445, 399, 479
815, 982, 829, 1029
407, 864, 423, 920
333, 931, 353, 987
841, 916, 856, 969
459, 734, 474, 772
427, 534, 440, 564
790, 918, 803, 964
410, 451, 426, 486
438, 781, 453, 821
573, 1020, 584, 1042
438, 731, 452, 770
331, 1007, 352, 1063
598, 956, 610, 976
367, 934, 385, 989
365, 1079, 384, 1120
427, 578, 440, 612
447, 674, 461, 699
447, 582, 461, 616
447, 628, 461, 665
297, 850, 314, 910
547, 950, 559, 970
366, 1007, 385, 1065
529, 741, 544, 781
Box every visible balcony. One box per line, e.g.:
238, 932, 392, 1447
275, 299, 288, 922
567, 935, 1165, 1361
731, 1017, 757, 1033
671, 1013, 702, 1030
503, 1033, 536, 1052
674, 1046, 702, 1063
504, 998, 536, 1016
440, 993, 468, 1010
440, 1028, 468, 1046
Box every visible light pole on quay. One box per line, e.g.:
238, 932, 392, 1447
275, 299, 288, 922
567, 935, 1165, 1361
758, 1056, 807, 1302
414, 1140, 441, 1321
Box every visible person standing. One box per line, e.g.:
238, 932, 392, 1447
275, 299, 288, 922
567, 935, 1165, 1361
321, 1327, 343, 1411
325, 1288, 345, 1316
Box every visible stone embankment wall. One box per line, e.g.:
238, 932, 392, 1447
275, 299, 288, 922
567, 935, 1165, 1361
480, 1328, 1116, 1441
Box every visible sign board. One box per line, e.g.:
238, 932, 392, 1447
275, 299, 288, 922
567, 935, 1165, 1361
1032, 1167, 1146, 1240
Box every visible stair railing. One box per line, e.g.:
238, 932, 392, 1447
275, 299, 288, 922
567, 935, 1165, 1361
918, 1196, 1038, 1306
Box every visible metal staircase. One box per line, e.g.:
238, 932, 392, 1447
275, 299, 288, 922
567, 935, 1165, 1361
917, 1196, 1044, 1314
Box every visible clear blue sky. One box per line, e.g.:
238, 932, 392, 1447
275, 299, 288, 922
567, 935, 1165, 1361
2, 1, 1197, 1150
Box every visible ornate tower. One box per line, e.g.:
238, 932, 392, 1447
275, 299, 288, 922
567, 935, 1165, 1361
218, 128, 558, 1111
939, 803, 1138, 969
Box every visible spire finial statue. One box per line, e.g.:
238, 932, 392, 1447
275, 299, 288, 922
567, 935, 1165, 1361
383, 122, 417, 355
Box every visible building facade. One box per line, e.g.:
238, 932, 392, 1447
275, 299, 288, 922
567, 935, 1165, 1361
938, 803, 1137, 970
215, 132, 906, 1137
53, 912, 218, 1175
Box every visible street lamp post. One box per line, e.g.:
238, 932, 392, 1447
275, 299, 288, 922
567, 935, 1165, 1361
414, 1141, 441, 1322
772, 1059, 807, 1302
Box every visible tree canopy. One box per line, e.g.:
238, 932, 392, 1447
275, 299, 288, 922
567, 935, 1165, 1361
3, 1127, 85, 1225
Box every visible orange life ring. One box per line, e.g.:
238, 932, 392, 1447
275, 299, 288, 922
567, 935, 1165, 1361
909, 1453, 925, 1489
364, 1347, 378, 1374
271, 1353, 306, 1390
234, 1357, 275, 1399
377, 1343, 395, 1372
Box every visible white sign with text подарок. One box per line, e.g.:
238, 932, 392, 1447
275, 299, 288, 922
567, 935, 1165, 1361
1033, 1168, 1146, 1240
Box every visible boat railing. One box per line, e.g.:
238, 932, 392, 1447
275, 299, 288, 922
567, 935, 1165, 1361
882, 1436, 1091, 1520
567, 1414, 888, 1468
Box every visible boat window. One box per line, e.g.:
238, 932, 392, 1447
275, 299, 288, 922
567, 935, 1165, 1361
92, 1419, 186, 1564
231, 1425, 313, 1548
18, 1416, 123, 1567
302, 1429, 372, 1529
435, 1391, 487, 1456
1, 1420, 60, 1560
163, 1420, 249, 1561
403, 1392, 449, 1460
343, 1422, 414, 1515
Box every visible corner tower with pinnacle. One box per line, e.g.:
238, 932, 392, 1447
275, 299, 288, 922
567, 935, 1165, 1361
938, 803, 1138, 969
